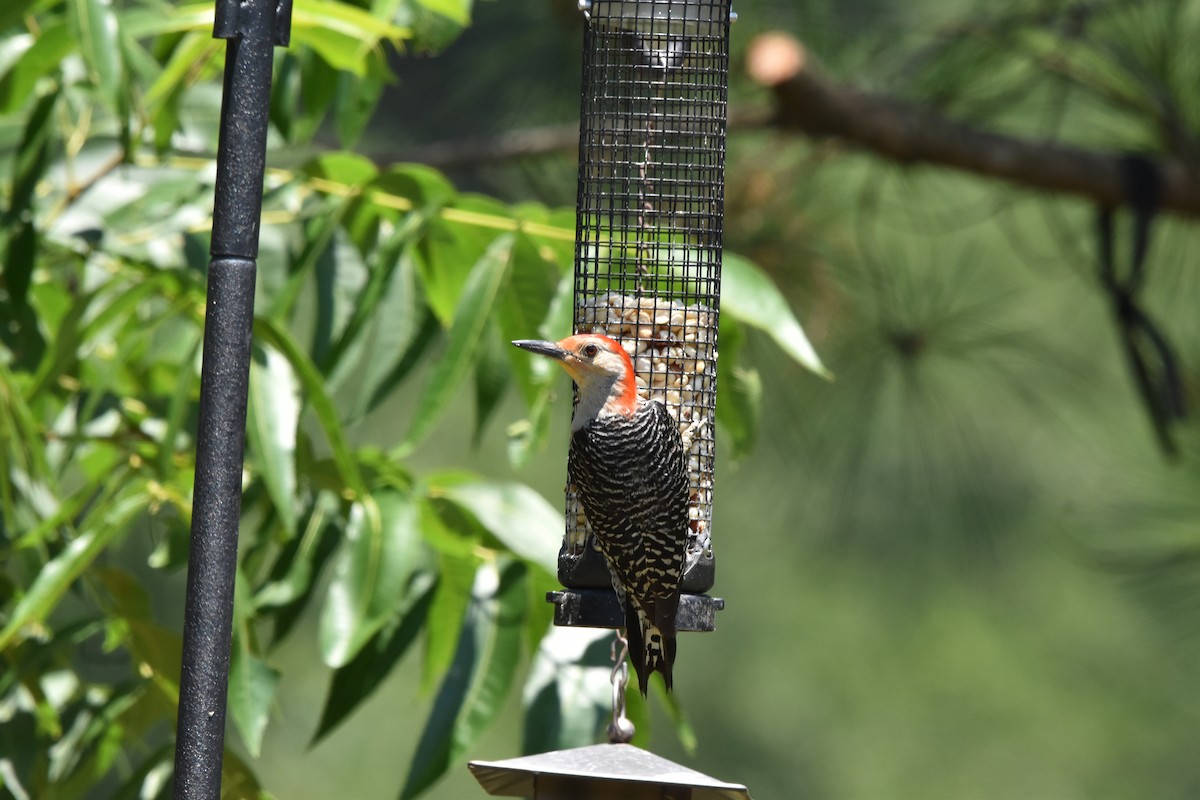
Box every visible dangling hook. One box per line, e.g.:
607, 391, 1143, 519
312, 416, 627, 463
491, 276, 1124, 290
607, 630, 635, 743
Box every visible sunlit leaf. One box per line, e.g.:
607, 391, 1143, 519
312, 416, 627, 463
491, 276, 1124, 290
0, 0, 39, 35
288, 0, 409, 75
253, 316, 367, 498
68, 0, 121, 108
0, 482, 146, 650
228, 642, 281, 758
413, 0, 472, 26
319, 489, 421, 667
522, 626, 612, 754
401, 559, 527, 800
497, 233, 561, 404
432, 478, 560, 575
416, 195, 510, 325
142, 31, 219, 132
721, 252, 830, 379
0, 24, 71, 114
506, 271, 572, 468
247, 344, 300, 537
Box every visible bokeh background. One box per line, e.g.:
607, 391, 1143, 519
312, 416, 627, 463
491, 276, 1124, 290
253, 1, 1200, 797
6, 0, 1200, 798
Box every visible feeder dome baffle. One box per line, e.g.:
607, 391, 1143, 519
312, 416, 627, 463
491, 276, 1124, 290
552, 0, 733, 630
469, 743, 752, 799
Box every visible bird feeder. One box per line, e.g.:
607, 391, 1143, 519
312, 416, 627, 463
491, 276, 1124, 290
550, 0, 732, 632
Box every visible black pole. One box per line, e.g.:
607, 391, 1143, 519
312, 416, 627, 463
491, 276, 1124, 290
172, 1, 290, 797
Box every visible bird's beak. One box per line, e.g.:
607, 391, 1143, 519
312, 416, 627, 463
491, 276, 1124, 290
511, 339, 569, 361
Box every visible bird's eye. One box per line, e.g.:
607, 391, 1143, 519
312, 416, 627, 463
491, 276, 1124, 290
582, 344, 599, 358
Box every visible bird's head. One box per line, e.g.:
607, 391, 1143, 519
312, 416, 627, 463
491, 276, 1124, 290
512, 334, 639, 422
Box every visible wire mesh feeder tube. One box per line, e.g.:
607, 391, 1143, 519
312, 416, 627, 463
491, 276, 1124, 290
551, 0, 731, 631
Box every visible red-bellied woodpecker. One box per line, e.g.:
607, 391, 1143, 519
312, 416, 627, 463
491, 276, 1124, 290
513, 333, 689, 696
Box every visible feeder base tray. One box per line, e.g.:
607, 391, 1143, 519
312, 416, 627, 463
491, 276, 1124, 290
559, 544, 714, 594
547, 589, 723, 631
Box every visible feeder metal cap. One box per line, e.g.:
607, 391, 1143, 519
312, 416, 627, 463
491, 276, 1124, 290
587, 0, 730, 31
469, 743, 751, 799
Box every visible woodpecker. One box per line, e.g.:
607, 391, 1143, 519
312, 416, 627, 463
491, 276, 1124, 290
513, 334, 689, 695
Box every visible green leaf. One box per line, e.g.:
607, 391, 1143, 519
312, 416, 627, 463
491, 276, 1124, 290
265, 501, 345, 648
472, 321, 511, 446
349, 243, 422, 415
294, 0, 410, 42
255, 491, 337, 610
420, 536, 478, 690
142, 31, 219, 132
220, 748, 265, 800
291, 0, 410, 76
155, 333, 201, 477
3, 87, 56, 309
497, 233, 561, 404
302, 150, 379, 186
228, 641, 281, 758
0, 482, 146, 651
413, 0, 472, 26
333, 69, 383, 147
68, 0, 122, 109
254, 316, 367, 498
506, 271, 573, 468
0, 23, 71, 114
715, 317, 763, 458
311, 229, 370, 368
432, 478, 560, 576
522, 627, 612, 754
323, 223, 419, 381
311, 570, 435, 744
721, 252, 830, 379
247, 344, 300, 537
110, 743, 173, 800
416, 195, 509, 325
319, 489, 422, 667
0, 0, 39, 35
652, 678, 697, 755
398, 234, 515, 454
269, 196, 350, 322
401, 559, 528, 800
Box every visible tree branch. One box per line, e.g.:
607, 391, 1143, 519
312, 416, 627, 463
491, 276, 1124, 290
375, 108, 772, 170
745, 32, 1200, 219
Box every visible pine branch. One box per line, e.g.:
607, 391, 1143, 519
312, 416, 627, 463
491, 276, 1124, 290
745, 32, 1200, 219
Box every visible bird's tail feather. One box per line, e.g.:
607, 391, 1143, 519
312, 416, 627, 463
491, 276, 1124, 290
625, 601, 674, 696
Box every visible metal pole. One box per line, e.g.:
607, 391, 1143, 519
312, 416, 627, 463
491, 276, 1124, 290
172, 1, 291, 797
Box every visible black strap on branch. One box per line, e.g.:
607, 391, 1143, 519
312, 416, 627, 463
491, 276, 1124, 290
1096, 154, 1187, 457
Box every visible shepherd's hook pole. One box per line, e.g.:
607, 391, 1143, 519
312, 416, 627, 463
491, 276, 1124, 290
172, 1, 291, 797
